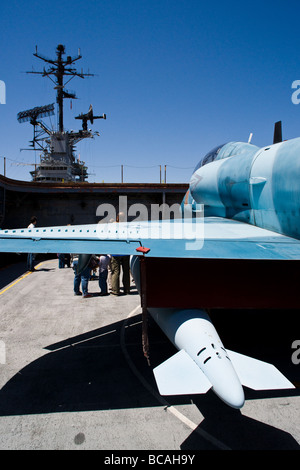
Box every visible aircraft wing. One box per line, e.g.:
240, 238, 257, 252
2, 216, 300, 310
1, 216, 300, 260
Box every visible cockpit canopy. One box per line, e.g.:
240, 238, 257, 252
193, 144, 225, 173
193, 142, 259, 173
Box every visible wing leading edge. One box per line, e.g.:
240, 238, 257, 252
1, 217, 300, 260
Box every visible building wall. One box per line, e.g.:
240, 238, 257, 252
0, 177, 188, 229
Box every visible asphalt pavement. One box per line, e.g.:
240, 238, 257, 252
0, 258, 299, 450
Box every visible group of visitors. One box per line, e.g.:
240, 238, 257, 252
26, 214, 132, 298
72, 253, 131, 298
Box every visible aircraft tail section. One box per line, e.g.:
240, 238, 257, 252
227, 350, 295, 391
153, 349, 212, 396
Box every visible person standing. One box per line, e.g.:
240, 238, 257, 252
110, 255, 130, 295
73, 255, 93, 298
110, 212, 131, 296
27, 216, 37, 272
98, 254, 111, 296
58, 253, 65, 268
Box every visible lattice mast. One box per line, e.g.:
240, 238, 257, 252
29, 44, 93, 132
17, 44, 106, 182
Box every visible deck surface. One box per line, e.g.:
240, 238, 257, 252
0, 259, 299, 450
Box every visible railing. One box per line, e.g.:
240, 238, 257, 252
0, 156, 194, 183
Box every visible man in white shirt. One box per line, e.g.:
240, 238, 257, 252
27, 216, 37, 271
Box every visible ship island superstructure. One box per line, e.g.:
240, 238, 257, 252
0, 43, 187, 231
17, 44, 106, 183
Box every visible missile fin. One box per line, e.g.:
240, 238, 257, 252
153, 349, 212, 396
227, 350, 295, 391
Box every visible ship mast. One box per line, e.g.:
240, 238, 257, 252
29, 44, 93, 133
17, 44, 106, 183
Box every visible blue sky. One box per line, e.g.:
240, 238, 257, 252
1, 0, 300, 183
